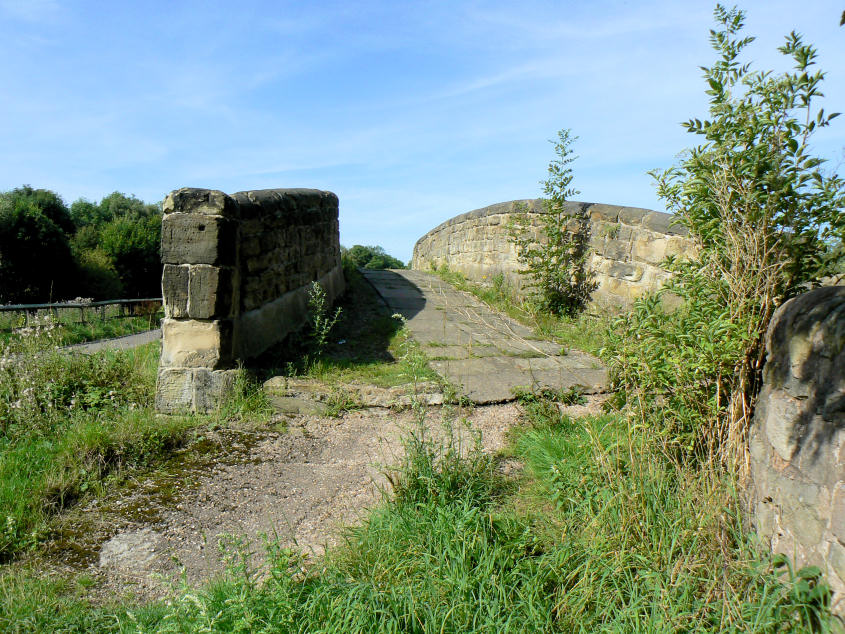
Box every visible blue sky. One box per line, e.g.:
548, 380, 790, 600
1, 1, 843, 263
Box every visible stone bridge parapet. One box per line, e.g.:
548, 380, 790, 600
156, 187, 343, 413
412, 199, 693, 307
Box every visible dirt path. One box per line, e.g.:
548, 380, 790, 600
41, 395, 603, 603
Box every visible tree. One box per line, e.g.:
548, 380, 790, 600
0, 190, 75, 302
343, 245, 405, 270
8, 186, 74, 235
70, 198, 106, 229
607, 5, 845, 471
98, 191, 159, 222
98, 214, 162, 298
507, 129, 596, 316
69, 192, 163, 298
75, 248, 124, 299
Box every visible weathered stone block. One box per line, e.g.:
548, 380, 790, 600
748, 286, 845, 617
618, 206, 649, 226
155, 367, 194, 412
192, 369, 238, 413
189, 265, 238, 320
762, 392, 802, 461
601, 238, 630, 262
161, 213, 237, 266
162, 188, 239, 218
162, 264, 189, 318
160, 318, 234, 369
632, 235, 668, 265
829, 541, 845, 587
588, 204, 620, 223
155, 367, 238, 413
607, 261, 644, 282
642, 211, 677, 235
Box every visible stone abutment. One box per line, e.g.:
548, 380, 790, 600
156, 187, 344, 413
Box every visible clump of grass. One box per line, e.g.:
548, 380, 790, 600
513, 408, 831, 631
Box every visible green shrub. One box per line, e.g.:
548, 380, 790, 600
607, 5, 845, 469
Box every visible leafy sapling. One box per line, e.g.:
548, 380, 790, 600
307, 281, 341, 357
508, 129, 597, 316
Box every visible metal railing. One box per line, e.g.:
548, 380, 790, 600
0, 298, 163, 330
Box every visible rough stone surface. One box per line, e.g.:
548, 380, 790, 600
157, 188, 344, 413
749, 286, 845, 617
411, 199, 695, 307
263, 376, 445, 411
363, 269, 607, 403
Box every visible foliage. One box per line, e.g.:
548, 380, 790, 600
508, 129, 597, 316
74, 248, 124, 300
8, 409, 830, 631
97, 214, 162, 298
6, 186, 74, 234
72, 192, 163, 298
342, 244, 406, 270
0, 187, 163, 303
306, 281, 342, 358
607, 5, 845, 470
0, 188, 76, 303
70, 191, 159, 228
0, 322, 161, 559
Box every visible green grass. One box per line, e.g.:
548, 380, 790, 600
0, 327, 270, 563
57, 311, 162, 345
0, 338, 197, 560
0, 309, 163, 347
262, 266, 440, 388
0, 266, 834, 631
3, 402, 829, 632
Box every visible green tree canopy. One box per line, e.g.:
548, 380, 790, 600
70, 191, 164, 299
0, 190, 75, 302
98, 214, 162, 298
343, 245, 405, 270
8, 186, 74, 235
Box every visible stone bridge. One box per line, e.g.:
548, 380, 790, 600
153, 188, 845, 615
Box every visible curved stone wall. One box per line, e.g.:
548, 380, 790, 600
412, 199, 693, 307
749, 285, 845, 615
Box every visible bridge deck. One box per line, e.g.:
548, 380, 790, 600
362, 269, 607, 404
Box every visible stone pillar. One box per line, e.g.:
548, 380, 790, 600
749, 285, 845, 615
156, 189, 241, 413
